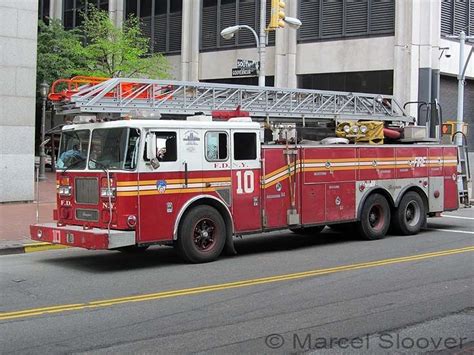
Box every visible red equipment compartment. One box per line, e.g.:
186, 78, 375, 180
325, 182, 356, 222
396, 147, 428, 178
262, 147, 299, 229
428, 147, 444, 176
302, 147, 357, 183
443, 147, 458, 210
301, 184, 325, 224
358, 147, 396, 181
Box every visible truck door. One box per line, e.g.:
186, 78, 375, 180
231, 130, 261, 233
137, 129, 201, 242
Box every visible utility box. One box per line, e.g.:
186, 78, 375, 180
404, 126, 428, 140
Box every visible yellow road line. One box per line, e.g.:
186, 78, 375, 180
1, 246, 472, 321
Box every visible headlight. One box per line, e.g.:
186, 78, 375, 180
37, 229, 43, 239
351, 125, 359, 134
343, 125, 351, 133
58, 186, 72, 196
359, 125, 368, 134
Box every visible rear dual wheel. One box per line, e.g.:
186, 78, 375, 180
391, 191, 426, 235
357, 193, 391, 240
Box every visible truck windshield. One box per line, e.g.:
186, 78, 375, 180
88, 128, 140, 170
56, 130, 90, 170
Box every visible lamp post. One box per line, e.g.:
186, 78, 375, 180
220, 0, 301, 87
447, 31, 474, 146
39, 81, 49, 181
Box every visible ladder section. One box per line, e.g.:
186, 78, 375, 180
50, 77, 414, 123
457, 145, 472, 207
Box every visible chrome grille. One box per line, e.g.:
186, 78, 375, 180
75, 178, 99, 204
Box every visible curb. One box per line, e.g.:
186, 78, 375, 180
0, 242, 69, 256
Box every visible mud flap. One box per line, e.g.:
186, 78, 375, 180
224, 232, 237, 256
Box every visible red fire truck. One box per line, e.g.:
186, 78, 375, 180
31, 77, 463, 263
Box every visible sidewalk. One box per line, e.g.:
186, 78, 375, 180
0, 172, 65, 254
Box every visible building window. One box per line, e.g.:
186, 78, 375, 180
201, 0, 275, 51
62, 0, 109, 29
441, 0, 473, 36
39, 0, 50, 22
125, 0, 182, 54
298, 70, 394, 95
298, 0, 395, 43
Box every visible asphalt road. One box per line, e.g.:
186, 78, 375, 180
1, 209, 473, 354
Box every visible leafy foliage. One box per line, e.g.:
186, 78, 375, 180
37, 19, 86, 85
37, 6, 170, 86
78, 7, 170, 78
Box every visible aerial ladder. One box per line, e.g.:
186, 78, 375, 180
48, 76, 414, 124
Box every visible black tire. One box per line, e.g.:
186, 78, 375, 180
290, 225, 325, 235
357, 193, 391, 240
116, 245, 149, 253
392, 191, 426, 235
176, 205, 226, 263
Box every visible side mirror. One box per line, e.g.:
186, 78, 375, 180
146, 133, 160, 169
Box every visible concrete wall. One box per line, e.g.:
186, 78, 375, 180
0, 0, 38, 202
439, 76, 474, 151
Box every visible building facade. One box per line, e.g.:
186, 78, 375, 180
0, 0, 38, 202
43, 0, 473, 140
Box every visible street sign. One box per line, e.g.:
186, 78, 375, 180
237, 59, 259, 69
233, 59, 259, 77
232, 67, 258, 77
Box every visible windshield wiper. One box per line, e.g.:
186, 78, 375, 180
60, 156, 86, 175
89, 158, 110, 172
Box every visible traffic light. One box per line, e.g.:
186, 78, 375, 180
269, 0, 286, 29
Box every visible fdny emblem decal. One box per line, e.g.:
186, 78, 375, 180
156, 180, 167, 193
183, 130, 200, 145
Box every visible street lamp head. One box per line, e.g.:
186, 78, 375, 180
284, 16, 302, 29
39, 81, 49, 99
221, 25, 241, 40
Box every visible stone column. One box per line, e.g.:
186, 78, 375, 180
49, 0, 63, 20
0, 1, 38, 202
274, 0, 298, 88
181, 0, 200, 81
109, 0, 124, 28
393, 0, 441, 123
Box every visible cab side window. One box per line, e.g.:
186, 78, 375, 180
144, 131, 177, 162
206, 131, 228, 161
233, 132, 257, 160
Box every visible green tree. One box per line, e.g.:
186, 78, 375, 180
78, 7, 170, 78
37, 6, 170, 84
37, 19, 86, 86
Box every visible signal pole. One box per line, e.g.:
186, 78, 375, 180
259, 0, 267, 87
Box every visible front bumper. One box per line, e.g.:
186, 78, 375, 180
30, 223, 136, 250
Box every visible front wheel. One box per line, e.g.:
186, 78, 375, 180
176, 205, 226, 263
392, 191, 426, 235
357, 193, 391, 240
